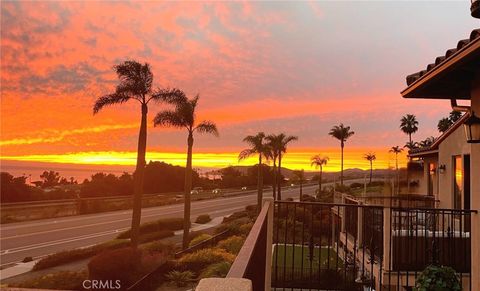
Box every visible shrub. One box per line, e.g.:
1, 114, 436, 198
216, 235, 245, 255
415, 265, 461, 291
138, 230, 174, 244
239, 222, 254, 236
199, 262, 232, 278
222, 210, 248, 223
141, 241, 174, 254
195, 214, 212, 224
177, 248, 235, 273
165, 270, 195, 287
216, 217, 251, 235
189, 233, 212, 247
33, 239, 130, 270
117, 217, 184, 239
88, 247, 141, 288
9, 271, 87, 290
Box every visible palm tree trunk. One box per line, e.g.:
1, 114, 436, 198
272, 158, 277, 200
409, 133, 412, 144
130, 103, 148, 247
277, 154, 282, 200
182, 132, 194, 249
318, 167, 323, 197
257, 155, 263, 213
299, 178, 303, 201
340, 142, 344, 187
369, 161, 373, 184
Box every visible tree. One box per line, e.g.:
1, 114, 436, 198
93, 60, 184, 247
418, 136, 435, 148
400, 114, 419, 144
404, 141, 418, 151
266, 133, 298, 200
40, 171, 61, 188
437, 117, 452, 133
154, 94, 219, 249
389, 146, 403, 194
310, 155, 329, 195
328, 124, 355, 187
364, 153, 376, 184
239, 132, 269, 211
293, 169, 305, 201
449, 111, 462, 123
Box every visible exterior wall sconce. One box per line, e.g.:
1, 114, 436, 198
438, 165, 446, 174
472, 0, 480, 18
464, 111, 480, 143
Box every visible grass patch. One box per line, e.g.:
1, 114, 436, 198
195, 214, 212, 224
33, 239, 130, 270
117, 217, 184, 239
272, 244, 343, 270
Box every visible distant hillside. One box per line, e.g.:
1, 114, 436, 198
220, 166, 397, 180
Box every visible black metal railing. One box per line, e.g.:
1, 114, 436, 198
386, 207, 475, 290
272, 201, 384, 290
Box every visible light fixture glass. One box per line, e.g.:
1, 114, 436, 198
464, 112, 480, 143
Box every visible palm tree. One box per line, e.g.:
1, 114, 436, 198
153, 94, 219, 249
449, 111, 462, 123
389, 146, 403, 194
437, 117, 452, 133
265, 144, 278, 199
404, 141, 418, 151
239, 132, 269, 212
400, 114, 419, 144
310, 155, 329, 195
267, 133, 298, 200
364, 152, 376, 184
328, 124, 355, 187
93, 60, 183, 247
293, 169, 305, 201
418, 136, 435, 148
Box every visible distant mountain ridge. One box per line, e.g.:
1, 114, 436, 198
220, 165, 397, 180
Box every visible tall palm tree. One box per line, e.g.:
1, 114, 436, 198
400, 114, 419, 144
153, 94, 219, 249
364, 152, 376, 184
239, 132, 269, 212
93, 60, 183, 247
266, 144, 278, 199
437, 117, 452, 133
328, 124, 355, 187
267, 133, 298, 200
389, 146, 403, 194
310, 155, 329, 195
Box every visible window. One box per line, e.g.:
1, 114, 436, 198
453, 156, 462, 209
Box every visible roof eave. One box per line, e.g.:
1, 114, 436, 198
401, 38, 480, 99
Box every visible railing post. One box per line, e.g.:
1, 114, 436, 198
382, 207, 391, 275
357, 201, 363, 246
263, 197, 273, 291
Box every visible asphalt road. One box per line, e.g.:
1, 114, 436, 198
0, 178, 371, 267
0, 184, 318, 267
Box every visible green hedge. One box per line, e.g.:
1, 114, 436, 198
9, 270, 87, 290
117, 217, 184, 239
33, 239, 130, 270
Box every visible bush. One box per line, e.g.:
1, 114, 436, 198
222, 210, 248, 223
415, 265, 461, 291
216, 217, 251, 235
200, 262, 232, 278
138, 230, 174, 244
88, 247, 142, 288
9, 270, 87, 290
195, 214, 212, 224
117, 217, 184, 239
189, 234, 212, 247
165, 270, 195, 287
141, 241, 174, 254
33, 239, 130, 270
216, 235, 245, 255
239, 222, 254, 236
177, 248, 235, 273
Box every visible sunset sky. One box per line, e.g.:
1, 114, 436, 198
1, 1, 478, 177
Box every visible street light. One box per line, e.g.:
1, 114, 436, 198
471, 0, 480, 18
464, 111, 480, 143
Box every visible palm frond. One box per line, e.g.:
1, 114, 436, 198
114, 60, 153, 96
195, 120, 219, 136
93, 93, 131, 114
153, 110, 186, 128
150, 88, 187, 104
238, 149, 255, 161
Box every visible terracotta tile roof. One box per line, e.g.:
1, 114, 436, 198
406, 29, 480, 86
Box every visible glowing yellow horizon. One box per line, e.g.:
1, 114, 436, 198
1, 148, 408, 171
